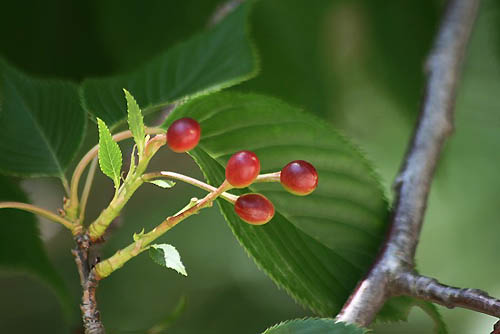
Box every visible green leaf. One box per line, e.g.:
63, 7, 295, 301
124, 89, 146, 156
263, 318, 367, 334
377, 297, 448, 334
0, 58, 86, 178
0, 175, 74, 317
147, 179, 176, 189
97, 118, 123, 189
149, 244, 187, 276
81, 1, 258, 129
164, 92, 389, 315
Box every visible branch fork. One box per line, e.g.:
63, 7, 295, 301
336, 0, 498, 330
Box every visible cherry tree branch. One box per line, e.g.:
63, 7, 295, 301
394, 272, 500, 318
0, 201, 73, 230
337, 0, 482, 326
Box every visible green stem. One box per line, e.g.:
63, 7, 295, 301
79, 157, 98, 224
0, 201, 73, 231
87, 135, 166, 241
65, 127, 165, 221
142, 171, 239, 204
256, 171, 281, 183
95, 181, 232, 279
60, 175, 71, 197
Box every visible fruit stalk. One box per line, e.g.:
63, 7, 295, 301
142, 171, 239, 203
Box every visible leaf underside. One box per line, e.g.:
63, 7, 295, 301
149, 244, 188, 276
164, 92, 389, 316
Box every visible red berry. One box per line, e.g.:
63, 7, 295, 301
280, 160, 318, 196
166, 118, 201, 153
225, 150, 260, 188
234, 193, 275, 225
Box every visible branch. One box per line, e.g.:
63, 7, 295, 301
94, 181, 232, 279
0, 201, 73, 231
337, 0, 481, 326
394, 272, 500, 318
72, 233, 105, 334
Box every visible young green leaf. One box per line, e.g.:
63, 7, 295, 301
164, 92, 389, 316
149, 244, 187, 276
147, 179, 176, 189
0, 58, 86, 178
124, 89, 146, 156
263, 318, 367, 334
97, 118, 123, 189
81, 1, 258, 129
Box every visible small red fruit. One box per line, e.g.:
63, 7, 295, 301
234, 193, 275, 225
166, 118, 201, 153
225, 150, 260, 188
280, 160, 318, 196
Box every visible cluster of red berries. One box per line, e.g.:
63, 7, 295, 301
166, 118, 319, 226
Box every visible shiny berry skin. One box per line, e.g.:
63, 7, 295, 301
234, 193, 275, 225
280, 160, 318, 196
166, 118, 201, 153
225, 150, 260, 188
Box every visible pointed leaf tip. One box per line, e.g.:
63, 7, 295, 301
124, 89, 146, 156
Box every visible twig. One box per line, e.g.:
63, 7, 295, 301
79, 157, 98, 224
72, 233, 105, 334
336, 0, 481, 326
394, 272, 500, 318
0, 201, 73, 230
94, 181, 232, 279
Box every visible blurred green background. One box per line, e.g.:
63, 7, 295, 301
0, 0, 499, 333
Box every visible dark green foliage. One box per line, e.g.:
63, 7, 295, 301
0, 59, 86, 178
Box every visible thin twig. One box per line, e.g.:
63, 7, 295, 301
72, 233, 105, 334
336, 0, 481, 326
0, 201, 73, 230
79, 157, 98, 224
